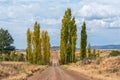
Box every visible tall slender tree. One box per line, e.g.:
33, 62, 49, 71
32, 22, 41, 64
60, 8, 77, 64
46, 31, 50, 64
92, 49, 96, 59
26, 21, 50, 65
41, 30, 50, 64
80, 22, 87, 60
88, 43, 91, 58
26, 28, 32, 63
71, 18, 77, 62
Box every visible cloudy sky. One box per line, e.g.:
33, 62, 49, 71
0, 0, 120, 49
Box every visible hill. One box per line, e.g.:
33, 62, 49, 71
92, 45, 120, 49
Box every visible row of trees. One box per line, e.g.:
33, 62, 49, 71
26, 22, 50, 65
60, 8, 77, 64
80, 23, 100, 60
60, 8, 100, 64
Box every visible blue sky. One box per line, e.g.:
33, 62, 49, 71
0, 0, 120, 49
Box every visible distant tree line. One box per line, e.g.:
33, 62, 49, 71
26, 22, 50, 65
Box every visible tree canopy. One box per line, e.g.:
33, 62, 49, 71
26, 22, 50, 65
0, 28, 15, 54
80, 22, 87, 60
60, 8, 77, 64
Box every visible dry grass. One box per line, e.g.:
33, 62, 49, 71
63, 50, 120, 80
0, 61, 48, 80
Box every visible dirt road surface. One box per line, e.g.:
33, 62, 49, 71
27, 66, 94, 80
27, 51, 94, 80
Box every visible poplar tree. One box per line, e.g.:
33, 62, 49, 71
26, 28, 32, 63
96, 49, 100, 58
41, 31, 50, 64
26, 21, 50, 65
71, 18, 77, 62
60, 8, 77, 64
46, 31, 50, 64
88, 43, 91, 58
92, 49, 96, 59
80, 22, 87, 60
41, 31, 46, 64
32, 22, 41, 64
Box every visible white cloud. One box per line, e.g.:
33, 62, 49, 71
110, 18, 120, 28
0, 0, 120, 48
87, 19, 107, 28
78, 3, 120, 19
40, 18, 61, 25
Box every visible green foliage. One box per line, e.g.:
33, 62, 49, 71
80, 22, 87, 60
0, 53, 9, 61
26, 21, 50, 65
88, 49, 100, 60
41, 31, 50, 65
0, 51, 24, 61
26, 28, 33, 63
32, 22, 41, 64
87, 43, 91, 58
10, 51, 15, 60
10, 52, 24, 61
60, 8, 77, 64
109, 50, 120, 56
92, 49, 96, 59
1, 53, 9, 61
18, 53, 24, 61
0, 28, 15, 54
96, 50, 100, 58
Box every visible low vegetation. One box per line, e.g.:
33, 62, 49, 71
109, 50, 120, 56
0, 52, 24, 61
63, 50, 120, 80
0, 62, 48, 80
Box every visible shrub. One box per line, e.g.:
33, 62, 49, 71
0, 53, 10, 61
18, 53, 24, 61
0, 52, 25, 61
109, 50, 120, 56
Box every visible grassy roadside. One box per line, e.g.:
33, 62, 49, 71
62, 56, 120, 80
0, 61, 49, 80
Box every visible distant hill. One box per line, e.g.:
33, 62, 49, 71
51, 46, 59, 50
51, 45, 120, 50
50, 46, 80, 50
91, 45, 120, 49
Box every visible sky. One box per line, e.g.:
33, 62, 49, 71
0, 0, 120, 49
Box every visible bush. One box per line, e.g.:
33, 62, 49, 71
0, 53, 10, 61
109, 51, 120, 56
0, 52, 25, 61
18, 53, 24, 61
